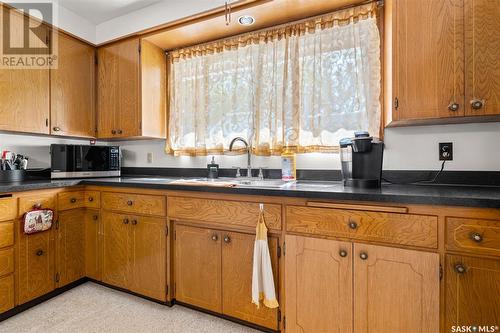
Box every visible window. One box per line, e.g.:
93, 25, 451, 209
167, 3, 381, 156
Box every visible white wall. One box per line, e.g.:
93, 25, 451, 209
116, 122, 500, 171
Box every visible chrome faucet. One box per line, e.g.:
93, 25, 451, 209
229, 137, 252, 178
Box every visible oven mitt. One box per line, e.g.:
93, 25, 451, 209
23, 209, 54, 234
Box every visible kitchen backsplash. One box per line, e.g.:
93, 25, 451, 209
1, 122, 499, 171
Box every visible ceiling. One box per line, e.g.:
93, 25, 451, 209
58, 0, 165, 24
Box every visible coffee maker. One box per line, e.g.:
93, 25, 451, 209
339, 132, 384, 189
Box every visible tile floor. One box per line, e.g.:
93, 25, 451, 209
0, 282, 259, 333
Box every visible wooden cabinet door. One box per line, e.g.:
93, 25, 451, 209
353, 243, 439, 333
57, 209, 86, 287
129, 216, 166, 301
17, 230, 55, 304
464, 0, 500, 116
97, 38, 140, 139
0, 7, 50, 134
221, 231, 279, 330
51, 33, 95, 137
285, 235, 352, 333
174, 224, 222, 312
85, 210, 101, 281
393, 0, 464, 121
102, 212, 130, 289
0, 274, 14, 313
445, 255, 500, 331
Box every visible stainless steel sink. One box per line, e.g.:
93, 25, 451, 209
235, 179, 289, 188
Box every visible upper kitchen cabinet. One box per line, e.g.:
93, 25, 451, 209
385, 0, 500, 126
97, 38, 166, 139
50, 33, 96, 138
0, 6, 50, 134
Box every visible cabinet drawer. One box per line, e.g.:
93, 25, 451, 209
102, 192, 166, 216
0, 198, 16, 222
19, 194, 56, 214
58, 191, 100, 210
446, 217, 500, 256
0, 274, 14, 313
168, 197, 282, 230
286, 206, 437, 248
0, 248, 14, 277
0, 222, 14, 249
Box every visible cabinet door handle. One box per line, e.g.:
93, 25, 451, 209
53, 126, 61, 132
470, 232, 483, 243
348, 220, 358, 230
33, 203, 42, 209
36, 249, 44, 256
127, 200, 133, 206
454, 263, 467, 274
70, 198, 77, 203
224, 235, 231, 243
339, 249, 348, 258
470, 99, 484, 110
123, 218, 129, 224
131, 219, 138, 225
88, 197, 94, 202
447, 102, 459, 112
111, 129, 117, 135
117, 129, 123, 134
211, 234, 218, 241
359, 252, 368, 260
93, 215, 98, 221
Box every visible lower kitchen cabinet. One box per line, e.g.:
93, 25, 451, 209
174, 224, 279, 330
445, 255, 500, 331
0, 274, 14, 312
285, 235, 440, 333
102, 211, 167, 301
56, 209, 86, 287
85, 210, 101, 281
285, 235, 353, 333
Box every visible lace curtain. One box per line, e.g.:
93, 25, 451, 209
167, 3, 381, 156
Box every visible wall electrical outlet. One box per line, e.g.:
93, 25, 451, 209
439, 142, 453, 161
147, 152, 153, 163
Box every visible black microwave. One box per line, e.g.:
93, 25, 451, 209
50, 144, 120, 179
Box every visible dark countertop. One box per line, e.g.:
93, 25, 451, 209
1, 176, 500, 209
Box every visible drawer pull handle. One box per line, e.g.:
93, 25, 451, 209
454, 263, 467, 274
112, 129, 117, 135
93, 215, 98, 221
470, 99, 484, 110
33, 203, 42, 209
127, 200, 133, 206
36, 249, 44, 256
224, 235, 231, 243
131, 219, 138, 225
123, 218, 129, 225
348, 220, 358, 230
70, 198, 77, 203
359, 252, 368, 260
53, 126, 61, 132
339, 250, 348, 258
117, 129, 123, 134
88, 197, 94, 202
448, 102, 460, 112
212, 234, 218, 242
470, 232, 483, 243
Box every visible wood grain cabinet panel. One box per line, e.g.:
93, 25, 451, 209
102, 212, 130, 289
0, 6, 50, 134
58, 191, 100, 211
50, 33, 95, 137
85, 210, 101, 281
168, 197, 282, 230
464, 0, 500, 116
129, 215, 166, 301
222, 232, 278, 330
285, 235, 352, 333
0, 248, 14, 277
18, 193, 56, 215
0, 222, 14, 249
446, 217, 500, 256
0, 275, 14, 313
354, 243, 440, 333
57, 209, 86, 287
286, 206, 438, 248
102, 192, 166, 216
445, 255, 500, 331
0, 198, 17, 222
392, 0, 464, 122
174, 224, 222, 312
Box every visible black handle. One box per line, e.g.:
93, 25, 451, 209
111, 129, 117, 135
36, 249, 44, 256
224, 235, 231, 243
53, 126, 61, 132
33, 203, 42, 209
339, 250, 348, 258
470, 99, 484, 110
127, 200, 133, 206
348, 220, 358, 230
359, 252, 368, 260
455, 263, 466, 274
88, 197, 94, 202
117, 129, 123, 134
123, 218, 129, 225
448, 102, 459, 112
93, 215, 98, 221
212, 234, 218, 241
70, 198, 77, 203
131, 219, 138, 225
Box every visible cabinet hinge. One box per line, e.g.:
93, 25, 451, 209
45, 118, 49, 127
45, 33, 49, 46
174, 230, 176, 240
277, 245, 281, 258
165, 225, 169, 236
138, 43, 141, 54
283, 316, 286, 329
55, 219, 59, 230
278, 309, 281, 322
394, 97, 399, 110
55, 273, 60, 283
439, 264, 443, 280
166, 284, 168, 295
95, 53, 98, 66
283, 241, 285, 256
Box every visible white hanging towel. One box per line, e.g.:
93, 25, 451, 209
252, 205, 279, 309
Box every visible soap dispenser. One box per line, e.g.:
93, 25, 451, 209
207, 156, 219, 179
